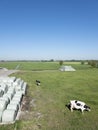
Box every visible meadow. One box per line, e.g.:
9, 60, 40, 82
0, 61, 98, 130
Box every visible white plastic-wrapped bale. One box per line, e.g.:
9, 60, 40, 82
2, 77, 16, 87
0, 96, 9, 105
21, 82, 27, 95
16, 78, 21, 84
7, 104, 19, 113
0, 110, 3, 122
15, 85, 22, 91
3, 95, 10, 104
8, 77, 16, 83
4, 93, 13, 101
10, 100, 20, 108
0, 89, 4, 97
0, 84, 8, 94
7, 87, 15, 96
0, 77, 8, 83
2, 109, 17, 123
0, 100, 7, 111
14, 78, 21, 86
14, 92, 23, 99
16, 92, 21, 96
19, 80, 24, 87
15, 91, 23, 96
13, 79, 21, 92
15, 80, 24, 91
12, 96, 21, 103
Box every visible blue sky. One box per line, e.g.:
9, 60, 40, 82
0, 0, 98, 60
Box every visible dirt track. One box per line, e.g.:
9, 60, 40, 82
0, 69, 19, 77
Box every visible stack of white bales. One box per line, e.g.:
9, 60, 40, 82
0, 77, 27, 123
59, 66, 76, 71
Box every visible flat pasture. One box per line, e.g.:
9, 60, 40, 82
0, 61, 90, 70
0, 61, 98, 130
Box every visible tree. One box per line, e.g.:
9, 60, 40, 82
90, 60, 96, 68
96, 62, 98, 68
59, 60, 63, 66
81, 60, 85, 65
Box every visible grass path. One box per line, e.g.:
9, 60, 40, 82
15, 64, 20, 70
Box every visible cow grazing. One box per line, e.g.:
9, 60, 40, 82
67, 100, 91, 113
36, 80, 41, 86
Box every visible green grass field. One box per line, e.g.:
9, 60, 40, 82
0, 62, 98, 130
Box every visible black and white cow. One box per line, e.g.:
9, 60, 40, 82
36, 80, 41, 86
68, 100, 91, 113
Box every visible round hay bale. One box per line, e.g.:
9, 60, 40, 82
14, 91, 22, 96
0, 84, 8, 94
3, 95, 10, 103
7, 87, 15, 95
15, 85, 22, 91
0, 100, 7, 111
12, 97, 21, 103
15, 80, 24, 91
7, 104, 19, 112
0, 96, 9, 105
14, 78, 21, 86
4, 93, 13, 101
22, 82, 27, 95
13, 93, 23, 101
8, 77, 16, 82
2, 109, 17, 123
10, 100, 20, 108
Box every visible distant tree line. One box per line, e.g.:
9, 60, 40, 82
81, 60, 98, 68
88, 60, 98, 68
0, 59, 98, 68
